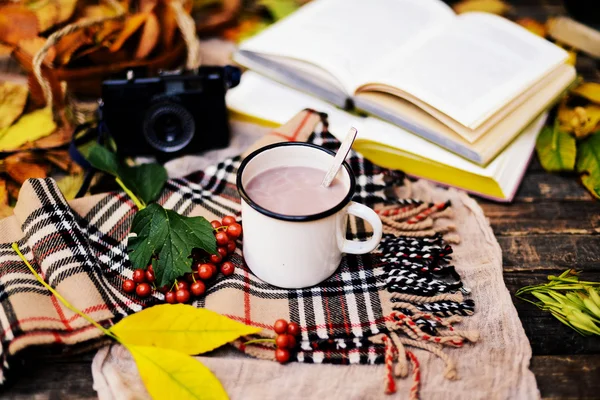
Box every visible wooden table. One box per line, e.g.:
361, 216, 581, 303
2, 2, 600, 399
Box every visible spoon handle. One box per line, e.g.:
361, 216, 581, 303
321, 127, 358, 188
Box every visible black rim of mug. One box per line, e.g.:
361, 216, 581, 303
236, 142, 356, 222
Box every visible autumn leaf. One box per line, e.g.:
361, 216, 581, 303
83, 4, 120, 18
135, 12, 159, 59
109, 13, 149, 52
516, 18, 546, 37
0, 108, 57, 151
0, 178, 12, 218
6, 179, 20, 202
0, 4, 39, 45
558, 102, 600, 139
0, 82, 28, 130
17, 37, 56, 66
56, 173, 85, 200
259, 0, 299, 20
28, 0, 59, 32
54, 30, 93, 65
126, 345, 228, 400
157, 0, 178, 49
1, 152, 50, 184
535, 122, 576, 172
577, 133, 600, 199
111, 304, 261, 354
139, 0, 159, 13
572, 83, 600, 104
44, 149, 81, 174
453, 0, 511, 15
0, 43, 13, 57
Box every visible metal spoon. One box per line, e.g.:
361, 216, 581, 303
321, 127, 358, 188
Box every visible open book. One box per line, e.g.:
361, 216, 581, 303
234, 0, 575, 165
227, 72, 546, 202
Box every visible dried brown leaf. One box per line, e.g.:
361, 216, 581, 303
135, 12, 159, 59
3, 152, 50, 184
6, 179, 20, 202
0, 43, 13, 57
139, 0, 158, 13
157, 0, 177, 49
31, 1, 60, 32
0, 177, 12, 218
109, 13, 149, 52
0, 4, 39, 45
23, 123, 73, 149
0, 82, 28, 130
54, 30, 93, 65
27, 70, 64, 109
95, 20, 124, 44
44, 149, 82, 174
17, 36, 55, 66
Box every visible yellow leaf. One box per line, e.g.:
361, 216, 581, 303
56, 173, 84, 200
0, 107, 57, 151
558, 102, 600, 139
30, 0, 60, 32
453, 0, 511, 15
109, 13, 149, 52
572, 82, 600, 104
111, 304, 261, 354
128, 345, 228, 400
0, 82, 28, 129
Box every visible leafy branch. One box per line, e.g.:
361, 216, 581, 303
12, 242, 260, 399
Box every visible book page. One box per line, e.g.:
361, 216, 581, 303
238, 0, 455, 95
364, 12, 568, 128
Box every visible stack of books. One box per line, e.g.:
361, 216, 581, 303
227, 0, 576, 201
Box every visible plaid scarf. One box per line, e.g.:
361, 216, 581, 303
0, 111, 476, 394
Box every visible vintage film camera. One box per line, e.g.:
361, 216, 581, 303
100, 66, 241, 158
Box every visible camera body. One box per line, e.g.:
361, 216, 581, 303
100, 66, 241, 158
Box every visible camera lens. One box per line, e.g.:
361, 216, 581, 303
143, 102, 195, 153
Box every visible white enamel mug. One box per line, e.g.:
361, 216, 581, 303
237, 142, 383, 289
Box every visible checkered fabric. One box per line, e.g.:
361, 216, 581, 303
0, 114, 474, 384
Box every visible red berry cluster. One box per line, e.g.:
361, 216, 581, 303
121, 215, 242, 303
122, 265, 156, 297
273, 319, 300, 363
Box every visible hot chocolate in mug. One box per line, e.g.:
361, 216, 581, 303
237, 142, 383, 288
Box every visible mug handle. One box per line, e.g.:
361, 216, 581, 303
341, 202, 383, 254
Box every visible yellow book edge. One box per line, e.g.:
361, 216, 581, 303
229, 110, 507, 201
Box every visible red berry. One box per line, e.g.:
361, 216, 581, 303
274, 319, 288, 334
122, 279, 136, 293
176, 289, 190, 303
215, 231, 229, 246
165, 291, 177, 304
217, 247, 228, 258
209, 263, 218, 275
226, 223, 242, 238
158, 284, 170, 294
286, 334, 297, 349
176, 281, 189, 291
136, 283, 151, 297
147, 264, 154, 273
209, 253, 223, 264
210, 220, 222, 229
145, 269, 155, 283
220, 261, 235, 276
275, 348, 290, 363
287, 322, 300, 336
276, 334, 290, 349
226, 240, 236, 254
222, 215, 236, 226
191, 281, 206, 296
132, 269, 146, 283
198, 264, 214, 280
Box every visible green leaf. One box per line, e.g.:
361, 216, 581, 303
127, 345, 228, 400
88, 144, 120, 176
259, 0, 299, 20
87, 144, 168, 205
111, 304, 261, 354
576, 133, 600, 199
121, 163, 169, 205
536, 122, 576, 172
128, 203, 216, 286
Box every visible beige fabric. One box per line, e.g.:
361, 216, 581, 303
91, 178, 540, 400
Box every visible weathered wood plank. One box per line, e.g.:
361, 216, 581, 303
513, 171, 593, 202
498, 235, 600, 272
504, 272, 600, 356
531, 355, 600, 399
481, 201, 600, 235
